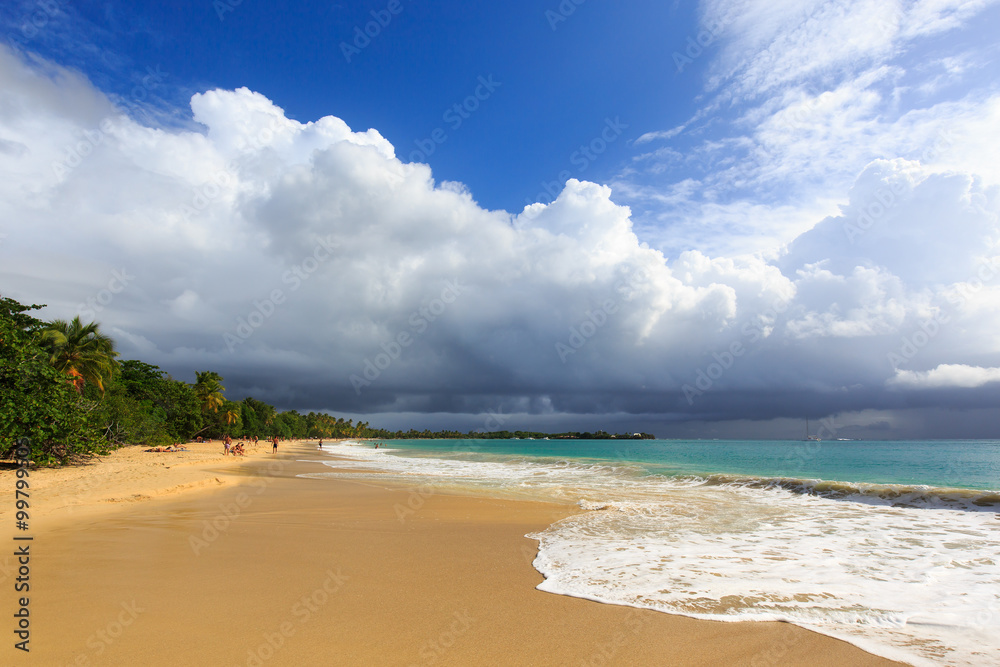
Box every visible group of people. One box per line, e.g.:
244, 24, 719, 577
221, 435, 281, 456
222, 435, 244, 456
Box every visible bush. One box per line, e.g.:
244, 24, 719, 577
0, 297, 106, 465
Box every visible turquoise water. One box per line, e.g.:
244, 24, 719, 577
318, 439, 1000, 664
381, 438, 1000, 491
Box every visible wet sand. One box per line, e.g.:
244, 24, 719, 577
0, 442, 905, 666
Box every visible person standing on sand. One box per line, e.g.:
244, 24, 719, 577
272, 436, 278, 453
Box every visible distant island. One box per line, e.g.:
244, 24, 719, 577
385, 430, 657, 440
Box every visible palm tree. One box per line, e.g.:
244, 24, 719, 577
194, 371, 226, 414
40, 317, 119, 394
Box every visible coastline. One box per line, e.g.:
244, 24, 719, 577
1, 441, 905, 666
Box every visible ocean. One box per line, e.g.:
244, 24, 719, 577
307, 438, 1000, 666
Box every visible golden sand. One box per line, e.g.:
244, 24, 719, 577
0, 441, 904, 666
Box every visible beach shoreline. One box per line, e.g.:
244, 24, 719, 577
1, 440, 905, 666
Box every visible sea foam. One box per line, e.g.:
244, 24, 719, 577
311, 441, 1000, 666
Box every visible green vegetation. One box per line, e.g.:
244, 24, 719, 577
1, 293, 654, 466
1, 298, 106, 465
0, 295, 389, 465
39, 315, 119, 394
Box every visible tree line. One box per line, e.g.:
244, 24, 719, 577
1, 296, 389, 465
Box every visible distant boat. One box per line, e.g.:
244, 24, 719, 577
805, 419, 821, 441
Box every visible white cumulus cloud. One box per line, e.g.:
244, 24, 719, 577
888, 364, 1000, 388
2, 43, 1000, 434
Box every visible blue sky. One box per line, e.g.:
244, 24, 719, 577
5, 0, 703, 212
2, 0, 1000, 437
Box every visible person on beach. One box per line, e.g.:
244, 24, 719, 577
272, 436, 279, 453
318, 439, 323, 449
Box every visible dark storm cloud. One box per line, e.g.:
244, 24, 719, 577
2, 46, 999, 437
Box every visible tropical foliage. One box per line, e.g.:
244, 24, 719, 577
0, 298, 105, 464
40, 316, 119, 393
194, 371, 225, 414
0, 294, 395, 464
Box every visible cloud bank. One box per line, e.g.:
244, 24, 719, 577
1, 39, 999, 436
621, 0, 1000, 259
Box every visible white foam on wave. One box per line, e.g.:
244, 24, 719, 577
311, 441, 1000, 666
307, 441, 663, 502
533, 486, 1000, 666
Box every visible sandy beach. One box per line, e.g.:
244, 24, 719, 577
0, 441, 905, 666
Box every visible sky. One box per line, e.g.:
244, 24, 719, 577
1, 0, 1000, 439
